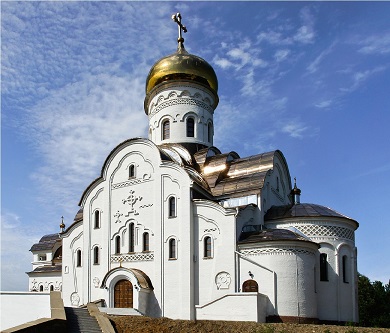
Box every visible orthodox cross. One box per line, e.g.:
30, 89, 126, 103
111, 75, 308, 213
171, 12, 187, 44
122, 190, 142, 216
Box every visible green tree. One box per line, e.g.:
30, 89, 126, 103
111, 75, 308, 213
358, 273, 390, 327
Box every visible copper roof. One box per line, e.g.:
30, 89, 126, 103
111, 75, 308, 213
77, 139, 289, 209
265, 203, 358, 224
200, 150, 288, 198
30, 234, 61, 252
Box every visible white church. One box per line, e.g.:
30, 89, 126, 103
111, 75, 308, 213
27, 13, 359, 324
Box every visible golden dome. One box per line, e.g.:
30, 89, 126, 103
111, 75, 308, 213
145, 45, 218, 96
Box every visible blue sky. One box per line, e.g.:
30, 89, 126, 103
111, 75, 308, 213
1, 1, 390, 291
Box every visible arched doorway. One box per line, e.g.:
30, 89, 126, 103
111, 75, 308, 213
114, 279, 133, 308
242, 279, 258, 292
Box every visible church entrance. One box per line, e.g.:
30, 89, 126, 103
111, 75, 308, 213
114, 279, 133, 308
242, 279, 258, 292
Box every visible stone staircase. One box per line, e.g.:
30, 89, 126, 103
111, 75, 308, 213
65, 307, 102, 333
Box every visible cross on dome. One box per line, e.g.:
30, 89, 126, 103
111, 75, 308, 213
171, 12, 187, 47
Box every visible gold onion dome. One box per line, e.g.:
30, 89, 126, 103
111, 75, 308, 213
145, 44, 218, 96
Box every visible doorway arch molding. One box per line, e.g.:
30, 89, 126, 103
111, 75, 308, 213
101, 267, 153, 308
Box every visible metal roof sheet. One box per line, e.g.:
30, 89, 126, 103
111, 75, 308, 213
264, 203, 358, 223
30, 234, 61, 252
27, 265, 62, 274
238, 228, 313, 244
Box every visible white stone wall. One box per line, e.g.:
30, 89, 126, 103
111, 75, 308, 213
61, 222, 83, 307
0, 292, 50, 330
192, 200, 237, 308
238, 241, 318, 319
262, 154, 292, 213
195, 293, 267, 322
28, 274, 62, 293
147, 84, 216, 147
265, 216, 358, 322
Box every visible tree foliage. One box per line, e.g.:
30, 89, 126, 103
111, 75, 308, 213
358, 273, 390, 327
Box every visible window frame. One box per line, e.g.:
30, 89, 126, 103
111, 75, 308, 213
162, 119, 170, 140
168, 238, 177, 260
115, 235, 121, 255
320, 253, 328, 281
129, 164, 135, 179
186, 117, 195, 137
94, 210, 100, 229
203, 236, 212, 259
207, 122, 213, 143
342, 255, 349, 283
93, 246, 100, 265
168, 196, 176, 218
129, 223, 135, 253
76, 249, 82, 267
143, 232, 150, 252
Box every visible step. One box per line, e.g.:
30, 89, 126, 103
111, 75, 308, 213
65, 307, 102, 333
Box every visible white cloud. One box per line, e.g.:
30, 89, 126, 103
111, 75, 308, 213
315, 100, 332, 108
340, 66, 387, 92
282, 121, 309, 139
1, 212, 44, 291
274, 49, 290, 62
307, 42, 336, 74
213, 56, 234, 69
293, 6, 316, 44
257, 30, 289, 45
357, 32, 390, 55
25, 73, 147, 217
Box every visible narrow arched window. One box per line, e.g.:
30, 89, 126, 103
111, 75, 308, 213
129, 223, 135, 253
115, 236, 121, 254
168, 196, 176, 217
94, 210, 100, 229
204, 236, 212, 258
39, 285, 44, 292
208, 122, 213, 143
50, 285, 54, 291
320, 253, 328, 281
93, 246, 99, 265
129, 164, 135, 178
143, 232, 149, 252
342, 255, 348, 283
169, 238, 176, 259
76, 249, 82, 267
162, 120, 170, 140
186, 117, 195, 137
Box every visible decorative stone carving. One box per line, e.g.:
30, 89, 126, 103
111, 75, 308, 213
70, 292, 80, 306
240, 247, 315, 256
30, 279, 38, 292
93, 277, 100, 288
215, 271, 231, 290
123, 189, 142, 216
114, 211, 123, 223
111, 251, 154, 263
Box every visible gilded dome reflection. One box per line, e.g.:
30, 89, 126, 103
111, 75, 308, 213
145, 46, 218, 95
